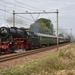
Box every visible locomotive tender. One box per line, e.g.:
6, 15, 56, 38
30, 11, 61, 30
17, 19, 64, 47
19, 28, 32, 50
0, 26, 70, 54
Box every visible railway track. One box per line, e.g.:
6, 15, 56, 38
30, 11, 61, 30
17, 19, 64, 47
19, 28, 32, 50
0, 43, 70, 62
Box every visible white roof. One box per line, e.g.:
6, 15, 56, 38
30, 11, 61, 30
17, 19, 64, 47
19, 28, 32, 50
34, 32, 56, 38
34, 32, 64, 39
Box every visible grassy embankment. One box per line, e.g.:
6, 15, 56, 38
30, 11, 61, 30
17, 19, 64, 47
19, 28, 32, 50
0, 43, 75, 75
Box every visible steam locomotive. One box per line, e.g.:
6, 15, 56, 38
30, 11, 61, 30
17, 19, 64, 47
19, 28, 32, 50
0, 26, 70, 54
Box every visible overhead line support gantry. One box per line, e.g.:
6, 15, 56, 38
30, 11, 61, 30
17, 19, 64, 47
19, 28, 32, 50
12, 9, 59, 50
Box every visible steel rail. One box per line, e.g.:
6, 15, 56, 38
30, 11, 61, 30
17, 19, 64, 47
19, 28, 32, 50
0, 43, 70, 62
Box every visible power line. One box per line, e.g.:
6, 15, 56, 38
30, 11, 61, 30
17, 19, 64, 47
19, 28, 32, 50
0, 0, 53, 26
0, 0, 51, 21
0, 0, 27, 10
0, 4, 39, 21
0, 0, 38, 11
16, 15, 33, 21
0, 8, 33, 21
0, 8, 12, 14
0, 4, 26, 11
14, 0, 43, 11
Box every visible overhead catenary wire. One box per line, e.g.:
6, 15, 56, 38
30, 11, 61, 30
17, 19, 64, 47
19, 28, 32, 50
0, 4, 27, 11
0, 8, 33, 22
16, 15, 33, 21
0, 0, 36, 22
0, 0, 53, 27
0, 8, 33, 27
0, 0, 39, 11
14, 0, 43, 11
0, 0, 51, 20
0, 8, 12, 14
0, 0, 28, 10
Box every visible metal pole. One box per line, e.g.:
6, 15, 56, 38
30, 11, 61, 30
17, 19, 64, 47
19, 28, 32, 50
71, 28, 72, 42
14, 11, 58, 14
13, 10, 15, 27
4, 6, 6, 21
56, 9, 59, 50
30, 14, 35, 22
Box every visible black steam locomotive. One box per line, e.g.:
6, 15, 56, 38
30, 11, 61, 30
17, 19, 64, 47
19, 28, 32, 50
0, 26, 70, 54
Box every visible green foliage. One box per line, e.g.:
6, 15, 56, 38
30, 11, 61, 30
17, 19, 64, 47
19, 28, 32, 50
36, 18, 51, 28
30, 18, 54, 35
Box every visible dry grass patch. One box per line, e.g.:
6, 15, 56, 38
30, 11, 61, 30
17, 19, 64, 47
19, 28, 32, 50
0, 43, 75, 75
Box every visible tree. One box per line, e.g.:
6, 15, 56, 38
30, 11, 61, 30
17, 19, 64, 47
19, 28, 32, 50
30, 18, 54, 35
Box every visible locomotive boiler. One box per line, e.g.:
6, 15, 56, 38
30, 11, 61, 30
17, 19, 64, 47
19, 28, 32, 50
0, 27, 26, 40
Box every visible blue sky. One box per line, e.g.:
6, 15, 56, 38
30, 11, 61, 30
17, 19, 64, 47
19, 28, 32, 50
0, 0, 75, 35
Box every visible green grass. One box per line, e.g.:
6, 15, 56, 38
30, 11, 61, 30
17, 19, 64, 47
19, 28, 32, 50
0, 43, 75, 75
